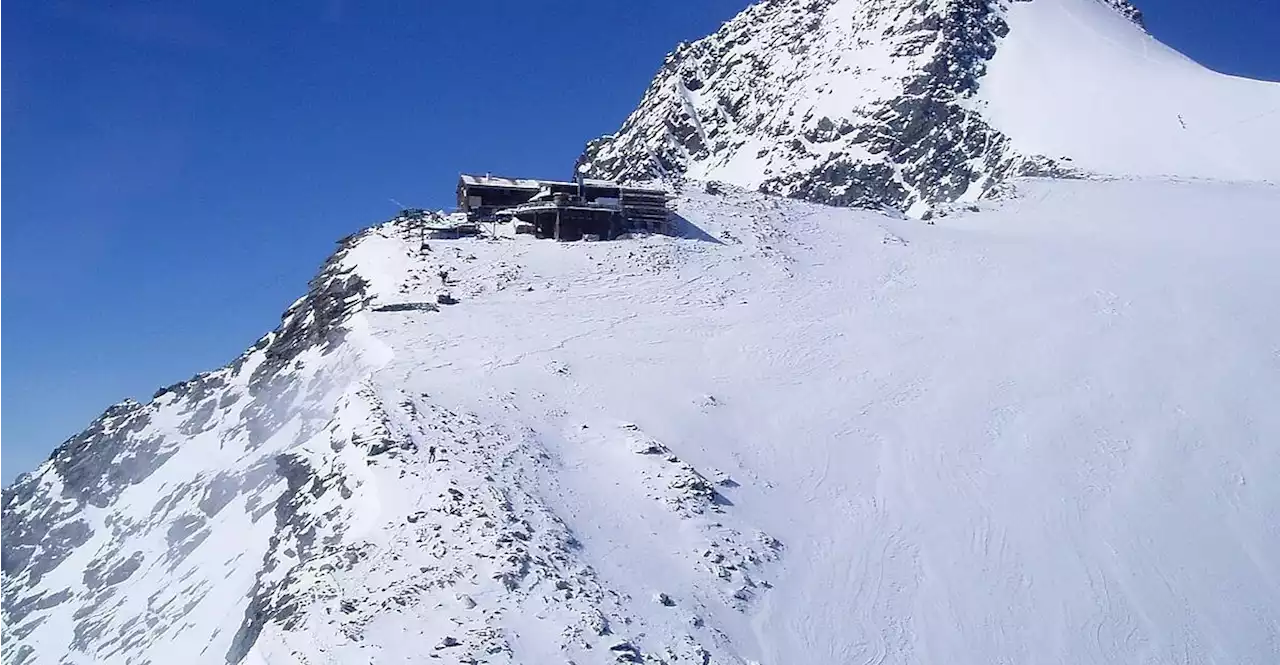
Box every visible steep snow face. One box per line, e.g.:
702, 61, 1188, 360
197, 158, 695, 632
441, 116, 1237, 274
5, 177, 1280, 663
974, 0, 1280, 183
0, 233, 389, 664
578, 0, 1279, 215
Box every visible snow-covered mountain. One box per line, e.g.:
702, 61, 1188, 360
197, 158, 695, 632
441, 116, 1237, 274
7, 176, 1280, 664
6, 1, 1280, 664
578, 0, 1280, 216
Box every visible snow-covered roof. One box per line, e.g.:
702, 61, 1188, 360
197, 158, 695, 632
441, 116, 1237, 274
458, 173, 666, 194
458, 174, 546, 190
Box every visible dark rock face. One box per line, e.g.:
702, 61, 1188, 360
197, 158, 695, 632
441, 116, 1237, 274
82, 551, 144, 590
577, 0, 1105, 215
1100, 0, 1144, 26
45, 400, 166, 510
248, 247, 369, 388
2, 509, 65, 584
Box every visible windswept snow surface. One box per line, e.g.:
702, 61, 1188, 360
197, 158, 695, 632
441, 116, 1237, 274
5, 177, 1280, 664
976, 0, 1280, 184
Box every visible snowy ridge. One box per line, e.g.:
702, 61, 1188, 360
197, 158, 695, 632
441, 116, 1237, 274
578, 0, 1280, 216
5, 176, 1280, 663
1, 228, 387, 664
2, 211, 790, 665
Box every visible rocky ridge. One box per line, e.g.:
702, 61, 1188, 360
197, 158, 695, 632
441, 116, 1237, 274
578, 0, 1146, 216
1, 212, 785, 665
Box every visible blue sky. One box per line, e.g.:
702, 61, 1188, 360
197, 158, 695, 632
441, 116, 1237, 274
3, 0, 1277, 483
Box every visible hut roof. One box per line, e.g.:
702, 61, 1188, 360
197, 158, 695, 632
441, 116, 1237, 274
458, 174, 665, 194
458, 174, 545, 190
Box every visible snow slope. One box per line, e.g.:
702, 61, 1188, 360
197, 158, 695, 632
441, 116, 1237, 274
579, 0, 1280, 214
975, 0, 1280, 183
5, 176, 1280, 664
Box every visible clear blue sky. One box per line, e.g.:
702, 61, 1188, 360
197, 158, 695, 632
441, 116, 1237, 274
3, 1, 1277, 483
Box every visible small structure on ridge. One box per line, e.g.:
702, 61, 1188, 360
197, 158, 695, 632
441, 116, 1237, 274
456, 174, 669, 241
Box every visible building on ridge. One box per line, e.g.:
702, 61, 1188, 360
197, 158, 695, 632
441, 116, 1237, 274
456, 174, 669, 241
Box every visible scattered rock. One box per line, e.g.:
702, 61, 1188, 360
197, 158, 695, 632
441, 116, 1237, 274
882, 232, 909, 246
653, 592, 675, 607
756, 531, 784, 552
711, 469, 739, 487
373, 302, 438, 313
632, 438, 668, 455
609, 641, 642, 663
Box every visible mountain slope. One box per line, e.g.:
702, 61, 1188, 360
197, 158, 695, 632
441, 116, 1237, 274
7, 0, 1280, 662
974, 0, 1280, 183
577, 0, 1280, 215
5, 176, 1280, 663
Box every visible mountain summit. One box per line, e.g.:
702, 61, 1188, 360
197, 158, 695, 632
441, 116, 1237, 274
578, 0, 1280, 215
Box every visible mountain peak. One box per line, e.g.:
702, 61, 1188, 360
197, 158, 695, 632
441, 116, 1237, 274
579, 0, 1276, 217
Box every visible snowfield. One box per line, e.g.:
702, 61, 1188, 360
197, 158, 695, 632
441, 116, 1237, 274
9, 175, 1278, 664
975, 0, 1280, 184
344, 177, 1280, 664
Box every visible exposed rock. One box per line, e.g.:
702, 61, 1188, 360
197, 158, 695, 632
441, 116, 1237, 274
373, 302, 439, 312
577, 0, 1098, 216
